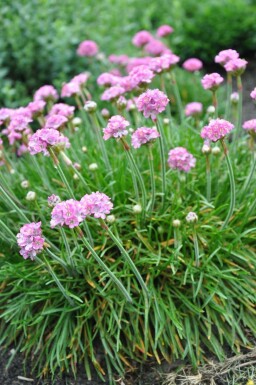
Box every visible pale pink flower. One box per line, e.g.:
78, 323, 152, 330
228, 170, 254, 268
27, 100, 46, 116
0, 108, 14, 126
132, 30, 153, 47
144, 39, 168, 56
17, 222, 44, 260
168, 147, 196, 172
215, 49, 239, 65
201, 118, 234, 142
224, 58, 248, 76
28, 128, 70, 156
201, 73, 224, 91
108, 54, 129, 66
242, 119, 256, 133
71, 73, 90, 86
77, 40, 98, 57
49, 103, 75, 118
48, 194, 61, 207
103, 115, 129, 140
44, 114, 68, 130
50, 200, 84, 228
250, 88, 256, 100
61, 82, 80, 98
185, 102, 203, 117
80, 192, 113, 219
136, 89, 169, 120
148, 53, 180, 73
156, 25, 174, 37
230, 92, 239, 103
126, 57, 152, 73
129, 65, 155, 87
101, 86, 125, 101
34, 85, 58, 102
183, 58, 203, 72
131, 127, 160, 148
97, 73, 119, 87
117, 76, 137, 92
17, 144, 29, 156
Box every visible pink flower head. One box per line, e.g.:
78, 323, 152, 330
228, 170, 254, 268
97, 72, 119, 87
50, 199, 84, 228
148, 53, 179, 73
5, 108, 33, 145
129, 65, 155, 87
168, 147, 196, 172
183, 58, 203, 72
224, 58, 248, 76
108, 54, 129, 66
136, 89, 169, 120
126, 57, 152, 73
61, 82, 80, 98
185, 102, 203, 117
215, 49, 239, 65
144, 39, 168, 56
71, 73, 90, 86
201, 118, 234, 142
28, 128, 70, 156
101, 86, 125, 101
156, 25, 174, 37
48, 194, 61, 207
242, 119, 256, 134
201, 73, 224, 91
27, 100, 46, 117
17, 222, 44, 260
17, 144, 29, 156
250, 88, 256, 100
131, 127, 160, 148
49, 103, 75, 119
34, 85, 58, 102
132, 30, 153, 47
44, 114, 68, 130
77, 40, 98, 57
103, 115, 129, 140
80, 192, 113, 219
0, 108, 14, 126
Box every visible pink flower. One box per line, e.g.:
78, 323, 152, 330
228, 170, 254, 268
28, 128, 70, 156
168, 147, 196, 172
183, 58, 203, 72
132, 30, 153, 47
131, 127, 160, 148
49, 103, 75, 118
17, 222, 44, 260
215, 49, 239, 65
101, 86, 125, 101
129, 65, 155, 87
250, 88, 256, 100
70, 73, 90, 86
34, 85, 58, 102
44, 114, 68, 130
80, 192, 113, 219
48, 194, 61, 207
50, 200, 84, 228
242, 119, 256, 133
148, 53, 180, 73
77, 40, 98, 57
144, 39, 168, 56
27, 100, 46, 117
126, 57, 152, 73
156, 25, 174, 37
0, 108, 14, 126
108, 54, 129, 66
136, 89, 169, 120
201, 118, 234, 142
224, 58, 248, 76
185, 102, 203, 117
103, 115, 129, 140
5, 108, 33, 145
201, 73, 224, 91
61, 82, 80, 98
97, 72, 119, 87
17, 144, 29, 156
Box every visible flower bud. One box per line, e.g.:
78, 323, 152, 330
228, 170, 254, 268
230, 92, 239, 104
84, 101, 97, 113
48, 194, 61, 207
133, 204, 142, 214
82, 146, 87, 153
202, 144, 211, 154
207, 106, 215, 114
72, 117, 82, 126
186, 212, 198, 223
172, 219, 181, 228
74, 162, 81, 170
163, 118, 170, 125
89, 163, 98, 171
26, 191, 36, 201
73, 173, 79, 180
212, 146, 221, 155
129, 128, 134, 133
101, 108, 110, 119
10, 169, 15, 174
157, 226, 164, 234
106, 215, 116, 224
21, 180, 29, 189
116, 96, 127, 110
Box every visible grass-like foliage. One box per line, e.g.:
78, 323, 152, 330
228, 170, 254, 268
0, 29, 255, 384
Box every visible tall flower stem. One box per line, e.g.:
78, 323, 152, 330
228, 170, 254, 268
240, 148, 256, 197
234, 75, 243, 150
212, 90, 218, 118
121, 139, 147, 213
206, 155, 211, 202
0, 219, 17, 242
192, 227, 200, 267
0, 183, 28, 222
76, 227, 132, 303
148, 145, 156, 214
156, 119, 166, 208
170, 71, 184, 124
225, 73, 232, 119
100, 220, 149, 297
59, 227, 76, 270
221, 140, 236, 229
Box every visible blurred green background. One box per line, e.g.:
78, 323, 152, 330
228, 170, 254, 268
0, 0, 256, 106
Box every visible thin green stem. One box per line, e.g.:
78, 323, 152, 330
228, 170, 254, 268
156, 119, 166, 208
59, 227, 75, 270
240, 151, 256, 197
192, 228, 200, 267
206, 155, 211, 202
0, 219, 17, 242
70, 165, 91, 193
225, 73, 232, 120
171, 71, 184, 124
234, 75, 243, 150
78, 229, 132, 303
45, 247, 70, 273
0, 183, 29, 222
91, 112, 112, 175
221, 140, 236, 229
148, 145, 156, 214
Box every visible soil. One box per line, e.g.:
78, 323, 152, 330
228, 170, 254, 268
1, 58, 256, 385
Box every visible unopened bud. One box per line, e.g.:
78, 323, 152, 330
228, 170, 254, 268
84, 101, 97, 113
230, 92, 239, 104
73, 173, 79, 180
186, 212, 198, 223
82, 146, 87, 153
72, 117, 82, 126
89, 163, 98, 171
101, 108, 110, 119
163, 118, 170, 125
106, 215, 116, 224
173, 219, 181, 228
133, 204, 142, 214
26, 191, 36, 201
73, 163, 81, 170
21, 180, 29, 189
207, 106, 215, 114
202, 144, 211, 154
116, 96, 127, 110
212, 146, 221, 155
